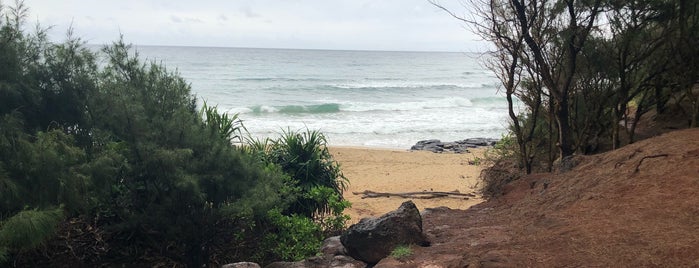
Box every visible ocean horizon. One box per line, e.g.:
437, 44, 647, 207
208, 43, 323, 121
126, 45, 509, 149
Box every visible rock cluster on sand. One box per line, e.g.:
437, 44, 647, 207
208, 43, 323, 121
410, 138, 499, 153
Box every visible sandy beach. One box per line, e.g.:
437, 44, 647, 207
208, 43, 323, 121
329, 147, 486, 224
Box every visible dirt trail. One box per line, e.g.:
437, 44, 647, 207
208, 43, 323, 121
378, 129, 699, 267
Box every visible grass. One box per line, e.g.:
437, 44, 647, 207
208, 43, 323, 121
390, 244, 412, 260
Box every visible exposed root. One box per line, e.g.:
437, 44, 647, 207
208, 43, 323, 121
634, 154, 669, 173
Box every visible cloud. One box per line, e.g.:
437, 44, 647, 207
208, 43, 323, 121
170, 14, 204, 24
170, 15, 183, 23
22, 0, 483, 51
239, 5, 260, 18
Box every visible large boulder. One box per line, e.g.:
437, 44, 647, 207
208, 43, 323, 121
340, 201, 430, 264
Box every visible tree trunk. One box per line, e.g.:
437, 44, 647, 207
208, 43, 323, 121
555, 96, 574, 159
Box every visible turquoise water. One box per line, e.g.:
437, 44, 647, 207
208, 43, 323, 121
133, 46, 508, 148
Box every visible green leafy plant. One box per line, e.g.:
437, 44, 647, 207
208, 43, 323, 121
484, 133, 517, 163
305, 185, 351, 235
390, 244, 413, 260
255, 128, 349, 218
262, 209, 323, 262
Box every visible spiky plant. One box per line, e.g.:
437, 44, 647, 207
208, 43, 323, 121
268, 129, 348, 218
199, 100, 246, 145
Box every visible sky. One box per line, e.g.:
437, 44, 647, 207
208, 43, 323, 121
20, 0, 484, 52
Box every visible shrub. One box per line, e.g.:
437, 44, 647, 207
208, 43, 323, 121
305, 186, 351, 236
261, 209, 323, 262
252, 129, 349, 219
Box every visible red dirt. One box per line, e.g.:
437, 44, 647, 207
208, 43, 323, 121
377, 129, 699, 267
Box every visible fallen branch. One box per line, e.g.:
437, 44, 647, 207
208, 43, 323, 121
634, 154, 669, 173
352, 190, 476, 199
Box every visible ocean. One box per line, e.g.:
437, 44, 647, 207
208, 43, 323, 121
132, 46, 509, 149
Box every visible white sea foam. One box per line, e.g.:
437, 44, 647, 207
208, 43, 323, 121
341, 97, 474, 112
135, 46, 508, 149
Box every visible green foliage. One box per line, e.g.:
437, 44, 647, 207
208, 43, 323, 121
86, 39, 291, 266
483, 133, 519, 166
390, 244, 412, 260
267, 129, 348, 218
0, 1, 352, 265
0, 207, 64, 263
199, 100, 246, 145
467, 0, 699, 178
305, 186, 351, 235
241, 131, 352, 262
261, 209, 323, 262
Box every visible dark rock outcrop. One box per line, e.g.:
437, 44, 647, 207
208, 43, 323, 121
410, 138, 499, 153
340, 201, 430, 264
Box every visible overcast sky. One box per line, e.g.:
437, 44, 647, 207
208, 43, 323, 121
21, 0, 483, 52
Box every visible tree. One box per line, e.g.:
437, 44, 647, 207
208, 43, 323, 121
437, 0, 696, 177
0, 1, 353, 265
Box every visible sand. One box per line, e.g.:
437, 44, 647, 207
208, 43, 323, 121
329, 147, 486, 224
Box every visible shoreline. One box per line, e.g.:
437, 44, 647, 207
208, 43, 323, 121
329, 146, 488, 224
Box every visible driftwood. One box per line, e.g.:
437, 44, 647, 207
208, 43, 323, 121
352, 190, 476, 199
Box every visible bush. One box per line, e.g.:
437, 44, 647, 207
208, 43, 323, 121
248, 129, 349, 219
261, 209, 323, 262
305, 185, 351, 236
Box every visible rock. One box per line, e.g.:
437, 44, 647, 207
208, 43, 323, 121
320, 236, 347, 256
328, 255, 366, 268
223, 262, 261, 268
457, 138, 499, 147
264, 255, 364, 268
411, 138, 498, 153
411, 139, 441, 151
411, 139, 444, 153
264, 261, 304, 268
340, 201, 430, 264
